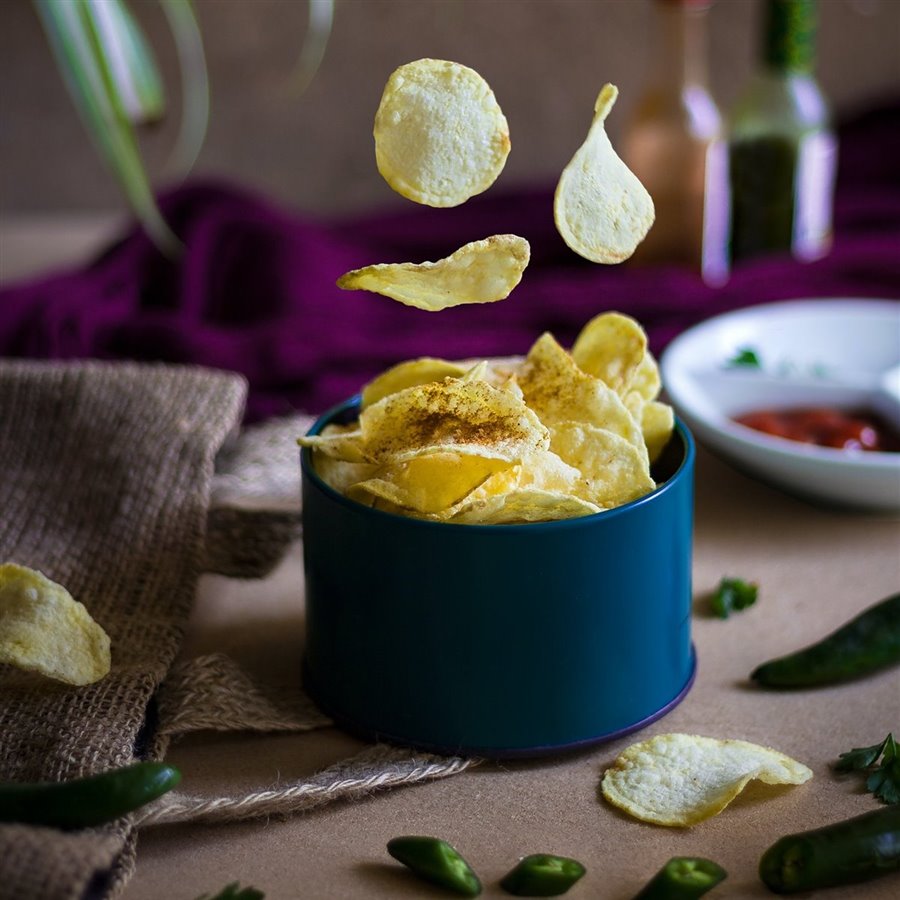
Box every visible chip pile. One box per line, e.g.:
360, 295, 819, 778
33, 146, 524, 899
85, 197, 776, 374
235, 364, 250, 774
0, 562, 111, 685
601, 733, 813, 827
300, 312, 674, 524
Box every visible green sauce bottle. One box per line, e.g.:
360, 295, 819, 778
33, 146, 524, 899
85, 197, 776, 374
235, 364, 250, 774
727, 0, 837, 265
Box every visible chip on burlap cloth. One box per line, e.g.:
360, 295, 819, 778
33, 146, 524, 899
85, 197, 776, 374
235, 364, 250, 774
0, 361, 246, 900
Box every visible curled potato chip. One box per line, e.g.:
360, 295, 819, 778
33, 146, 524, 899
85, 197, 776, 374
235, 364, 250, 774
601, 733, 813, 827
554, 84, 655, 263
336, 235, 530, 312
313, 455, 379, 494
550, 422, 654, 507
519, 332, 646, 455
360, 377, 549, 462
374, 58, 510, 207
361, 358, 467, 408
298, 424, 369, 462
450, 488, 602, 525
572, 312, 648, 394
639, 400, 676, 464
0, 563, 111, 686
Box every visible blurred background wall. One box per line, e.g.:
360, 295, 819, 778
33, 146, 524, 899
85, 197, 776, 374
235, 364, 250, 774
1, 0, 898, 220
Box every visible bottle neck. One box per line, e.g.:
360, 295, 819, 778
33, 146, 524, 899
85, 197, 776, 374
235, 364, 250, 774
652, 0, 712, 91
762, 0, 818, 74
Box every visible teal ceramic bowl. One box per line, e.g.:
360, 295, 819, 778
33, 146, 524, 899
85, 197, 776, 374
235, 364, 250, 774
301, 397, 696, 758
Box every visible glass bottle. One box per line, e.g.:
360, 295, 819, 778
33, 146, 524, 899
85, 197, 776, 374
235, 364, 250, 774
727, 0, 837, 265
624, 0, 728, 285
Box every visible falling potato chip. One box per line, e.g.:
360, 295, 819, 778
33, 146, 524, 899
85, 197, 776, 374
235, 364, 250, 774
601, 733, 813, 827
337, 235, 531, 311
554, 84, 655, 263
374, 58, 511, 207
361, 358, 468, 408
572, 312, 648, 394
0, 563, 111, 686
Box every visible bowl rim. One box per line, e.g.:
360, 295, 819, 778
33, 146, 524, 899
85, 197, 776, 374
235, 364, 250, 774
300, 394, 695, 532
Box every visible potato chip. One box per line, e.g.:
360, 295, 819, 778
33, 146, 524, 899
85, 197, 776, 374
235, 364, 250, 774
639, 400, 676, 464
374, 58, 510, 207
298, 424, 369, 462
359, 377, 549, 462
572, 312, 648, 394
313, 455, 379, 494
0, 563, 111, 686
336, 235, 530, 311
349, 450, 512, 515
550, 422, 654, 507
450, 488, 602, 525
601, 733, 813, 827
517, 448, 583, 494
361, 358, 467, 408
554, 84, 655, 263
519, 332, 646, 455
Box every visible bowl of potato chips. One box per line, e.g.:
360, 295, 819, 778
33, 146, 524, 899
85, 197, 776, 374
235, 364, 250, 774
299, 313, 696, 757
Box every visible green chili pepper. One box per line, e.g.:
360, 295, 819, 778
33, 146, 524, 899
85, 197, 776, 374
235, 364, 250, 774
759, 804, 900, 893
0, 761, 181, 829
751, 592, 900, 688
632, 857, 727, 899
387, 835, 481, 896
500, 853, 586, 896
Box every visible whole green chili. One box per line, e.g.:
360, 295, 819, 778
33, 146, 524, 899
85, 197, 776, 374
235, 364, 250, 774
751, 592, 900, 687
632, 857, 727, 899
759, 804, 900, 893
0, 761, 181, 829
500, 853, 586, 896
387, 835, 481, 896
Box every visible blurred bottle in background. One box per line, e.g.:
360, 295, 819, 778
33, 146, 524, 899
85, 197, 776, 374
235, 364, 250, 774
727, 0, 837, 265
624, 0, 728, 285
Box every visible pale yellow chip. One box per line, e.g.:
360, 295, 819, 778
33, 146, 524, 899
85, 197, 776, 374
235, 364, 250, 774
313, 455, 379, 494
554, 84, 655, 263
374, 58, 510, 207
550, 422, 654, 507
337, 235, 530, 312
639, 400, 676, 464
519, 332, 646, 455
298, 424, 369, 462
348, 450, 512, 515
0, 563, 111, 686
359, 377, 549, 462
572, 312, 648, 394
601, 733, 813, 827
361, 358, 468, 408
450, 488, 602, 525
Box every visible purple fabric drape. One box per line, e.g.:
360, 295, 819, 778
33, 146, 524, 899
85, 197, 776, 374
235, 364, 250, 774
2, 102, 898, 422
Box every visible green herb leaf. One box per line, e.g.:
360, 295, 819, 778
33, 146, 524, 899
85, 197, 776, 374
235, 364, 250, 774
195, 883, 265, 900
835, 733, 899, 804
710, 577, 758, 619
726, 347, 762, 369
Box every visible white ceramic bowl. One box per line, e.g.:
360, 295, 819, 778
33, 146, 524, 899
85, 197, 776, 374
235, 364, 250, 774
660, 299, 900, 512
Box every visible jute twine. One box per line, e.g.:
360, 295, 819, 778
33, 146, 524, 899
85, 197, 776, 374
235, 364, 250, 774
0, 373, 475, 900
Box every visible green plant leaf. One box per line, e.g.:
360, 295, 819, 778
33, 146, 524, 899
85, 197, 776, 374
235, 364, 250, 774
33, 0, 180, 255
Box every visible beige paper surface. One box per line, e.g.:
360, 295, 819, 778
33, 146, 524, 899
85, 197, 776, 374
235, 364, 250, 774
125, 447, 900, 900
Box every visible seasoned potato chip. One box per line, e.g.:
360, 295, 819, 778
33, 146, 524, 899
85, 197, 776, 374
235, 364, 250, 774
360, 377, 549, 462
550, 422, 654, 507
298, 424, 369, 462
572, 312, 648, 394
519, 332, 646, 455
361, 358, 467, 408
374, 58, 510, 207
517, 448, 583, 494
0, 563, 111, 686
554, 84, 655, 263
601, 733, 813, 827
450, 489, 602, 525
337, 235, 530, 311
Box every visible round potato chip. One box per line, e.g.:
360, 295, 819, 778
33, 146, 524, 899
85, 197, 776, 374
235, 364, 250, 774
639, 400, 675, 464
374, 58, 510, 207
572, 312, 648, 394
601, 733, 813, 827
554, 84, 655, 263
360, 358, 468, 408
336, 235, 530, 312
0, 563, 111, 686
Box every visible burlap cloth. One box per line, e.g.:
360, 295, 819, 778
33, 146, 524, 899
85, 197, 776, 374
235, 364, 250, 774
0, 362, 473, 900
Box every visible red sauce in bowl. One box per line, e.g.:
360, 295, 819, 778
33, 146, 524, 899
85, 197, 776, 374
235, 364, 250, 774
734, 408, 900, 453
